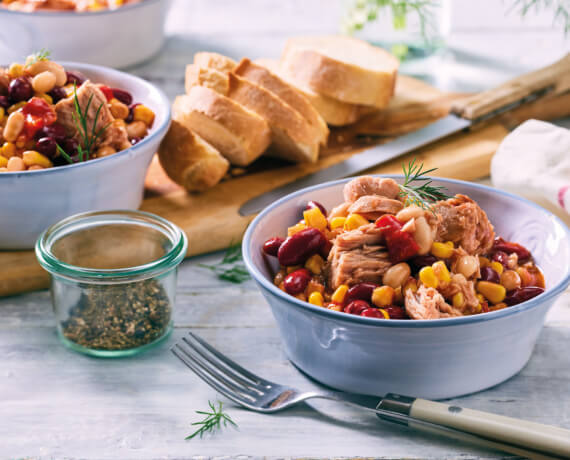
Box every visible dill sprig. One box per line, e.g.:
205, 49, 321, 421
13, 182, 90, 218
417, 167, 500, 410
398, 158, 450, 210
186, 400, 237, 440
26, 48, 51, 66
198, 243, 251, 284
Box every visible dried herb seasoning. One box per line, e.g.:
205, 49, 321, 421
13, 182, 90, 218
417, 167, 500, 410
61, 279, 171, 350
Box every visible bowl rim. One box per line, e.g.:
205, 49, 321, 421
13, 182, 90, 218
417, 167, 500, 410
243, 175, 570, 329
0, 61, 171, 177
0, 0, 165, 17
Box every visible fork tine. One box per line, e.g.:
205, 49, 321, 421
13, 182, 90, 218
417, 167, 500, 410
171, 346, 252, 409
181, 336, 264, 394
172, 342, 257, 403
187, 331, 266, 385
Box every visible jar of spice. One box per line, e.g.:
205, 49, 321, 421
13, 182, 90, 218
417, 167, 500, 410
35, 210, 188, 357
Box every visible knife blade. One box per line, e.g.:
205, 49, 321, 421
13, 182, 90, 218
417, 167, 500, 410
238, 115, 471, 216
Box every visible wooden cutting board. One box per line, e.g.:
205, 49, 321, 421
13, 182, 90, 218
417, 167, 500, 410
2, 74, 567, 298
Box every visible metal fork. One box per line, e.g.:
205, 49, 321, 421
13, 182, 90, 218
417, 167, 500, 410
171, 332, 570, 460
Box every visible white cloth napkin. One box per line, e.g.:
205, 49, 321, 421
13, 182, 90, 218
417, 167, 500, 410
491, 119, 570, 217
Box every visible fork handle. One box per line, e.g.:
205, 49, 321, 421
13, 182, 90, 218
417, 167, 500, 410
378, 394, 570, 458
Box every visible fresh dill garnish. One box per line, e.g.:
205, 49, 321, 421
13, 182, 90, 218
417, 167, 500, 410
26, 49, 51, 65
198, 243, 251, 284
55, 143, 74, 164
398, 158, 451, 210
186, 400, 237, 440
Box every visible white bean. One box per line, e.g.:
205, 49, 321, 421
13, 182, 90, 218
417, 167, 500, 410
32, 71, 56, 94
383, 263, 411, 289
413, 216, 433, 255
456, 255, 478, 278
27, 60, 67, 86
396, 205, 425, 223
3, 111, 24, 142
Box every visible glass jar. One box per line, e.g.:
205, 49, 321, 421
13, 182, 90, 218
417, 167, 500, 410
35, 210, 188, 358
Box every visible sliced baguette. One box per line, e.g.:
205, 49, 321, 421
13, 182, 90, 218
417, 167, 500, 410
173, 86, 271, 167
281, 35, 399, 108
226, 73, 320, 163
255, 58, 376, 126
193, 52, 237, 73
158, 120, 229, 192
185, 64, 229, 95
234, 58, 328, 146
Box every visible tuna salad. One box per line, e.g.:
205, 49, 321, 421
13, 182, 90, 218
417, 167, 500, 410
0, 53, 154, 172
262, 173, 545, 320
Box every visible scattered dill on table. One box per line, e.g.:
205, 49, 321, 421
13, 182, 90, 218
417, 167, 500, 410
198, 243, 251, 284
186, 400, 237, 440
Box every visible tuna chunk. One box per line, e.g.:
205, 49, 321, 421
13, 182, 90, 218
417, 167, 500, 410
326, 223, 391, 289
348, 195, 403, 220
328, 202, 351, 219
55, 81, 127, 150
343, 176, 400, 203
432, 194, 494, 255
438, 273, 479, 314
405, 285, 462, 320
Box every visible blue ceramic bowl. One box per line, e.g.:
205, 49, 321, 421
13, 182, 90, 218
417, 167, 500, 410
243, 176, 570, 399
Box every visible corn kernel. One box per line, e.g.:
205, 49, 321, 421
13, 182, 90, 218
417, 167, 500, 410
479, 256, 490, 268
431, 241, 454, 259
331, 284, 349, 304
445, 241, 454, 248
0, 107, 4, 120
22, 150, 53, 168
473, 303, 482, 313
303, 206, 328, 231
308, 291, 324, 307
419, 266, 438, 288
403, 277, 417, 294
0, 156, 7, 168
490, 302, 508, 311
15, 136, 27, 148
8, 102, 26, 114
327, 304, 342, 312
133, 104, 155, 127
452, 292, 464, 308
372, 285, 395, 307
432, 260, 451, 283
490, 261, 504, 275
8, 63, 23, 78
287, 222, 306, 236
1, 142, 16, 158
344, 213, 368, 231
477, 281, 506, 304
476, 293, 485, 303
329, 216, 346, 230
35, 93, 53, 104
286, 265, 301, 274
393, 286, 403, 304
304, 254, 325, 275
378, 308, 390, 319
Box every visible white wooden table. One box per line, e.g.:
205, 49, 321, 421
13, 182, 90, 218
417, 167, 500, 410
2, 1, 570, 458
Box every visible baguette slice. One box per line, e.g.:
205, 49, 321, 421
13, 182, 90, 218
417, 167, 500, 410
281, 35, 399, 108
227, 73, 320, 163
255, 58, 376, 126
234, 58, 328, 146
185, 64, 229, 95
193, 52, 237, 73
158, 120, 229, 192
173, 86, 271, 167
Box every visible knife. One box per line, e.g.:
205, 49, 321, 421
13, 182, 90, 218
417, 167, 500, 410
239, 53, 570, 216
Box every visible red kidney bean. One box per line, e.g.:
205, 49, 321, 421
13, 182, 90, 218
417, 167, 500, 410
319, 239, 332, 259
263, 237, 284, 257
277, 228, 327, 266
305, 200, 327, 216
505, 287, 544, 306
48, 87, 67, 103
36, 137, 57, 158
111, 87, 133, 106
62, 138, 79, 155
344, 300, 370, 315
493, 237, 531, 261
384, 305, 408, 319
492, 250, 509, 268
361, 308, 385, 318
36, 123, 67, 142
0, 95, 9, 109
9, 77, 33, 102
480, 266, 500, 284
130, 137, 142, 145
126, 103, 140, 123
283, 268, 311, 295
410, 255, 438, 272
65, 70, 86, 86
345, 283, 378, 305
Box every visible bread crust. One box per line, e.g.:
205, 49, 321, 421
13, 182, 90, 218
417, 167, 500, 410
185, 64, 229, 95
193, 52, 237, 73
158, 120, 229, 192
234, 58, 328, 145
281, 36, 398, 108
227, 73, 320, 163
174, 87, 271, 166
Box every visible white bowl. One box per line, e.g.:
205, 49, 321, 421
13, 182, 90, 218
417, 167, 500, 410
0, 0, 171, 68
243, 176, 570, 400
0, 62, 171, 250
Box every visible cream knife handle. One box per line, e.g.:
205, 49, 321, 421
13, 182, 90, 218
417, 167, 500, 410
410, 398, 570, 458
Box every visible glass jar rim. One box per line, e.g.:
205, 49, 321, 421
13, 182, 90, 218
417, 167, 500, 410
35, 210, 188, 283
